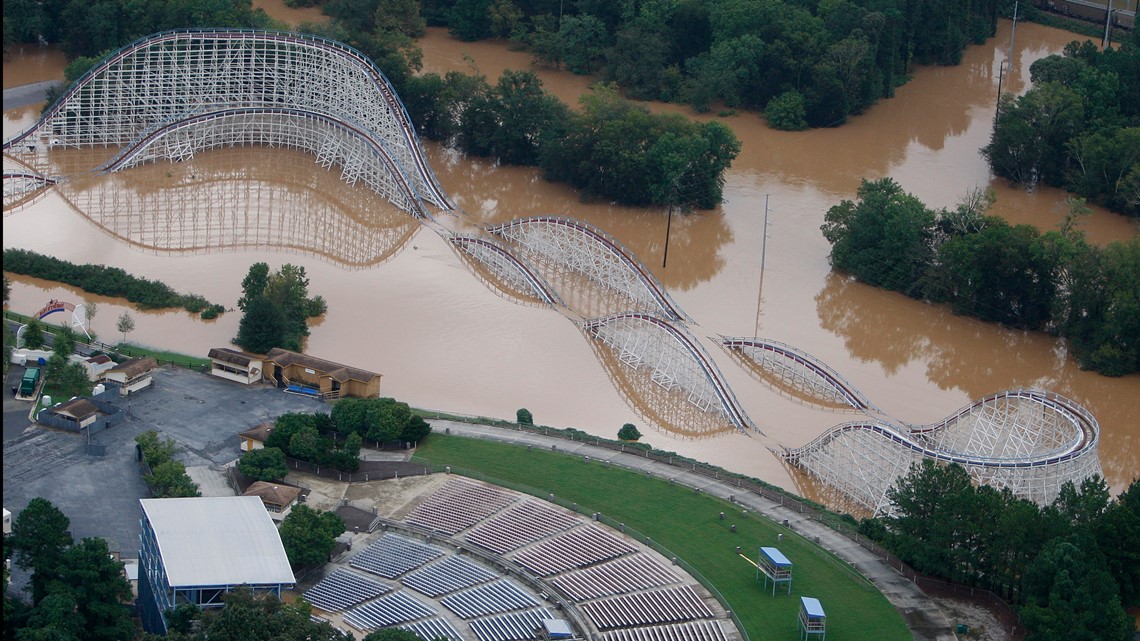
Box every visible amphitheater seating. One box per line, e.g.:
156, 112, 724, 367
601, 620, 729, 641
464, 499, 579, 554
441, 579, 541, 618
510, 524, 635, 576
350, 533, 445, 579
468, 608, 556, 641
402, 555, 498, 597
404, 478, 517, 534
551, 553, 681, 600
303, 567, 391, 612
581, 586, 714, 630
400, 617, 466, 641
343, 591, 437, 630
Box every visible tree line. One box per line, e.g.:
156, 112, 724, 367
984, 33, 1140, 217
861, 462, 1139, 641
822, 178, 1139, 376
409, 0, 999, 129
3, 249, 225, 318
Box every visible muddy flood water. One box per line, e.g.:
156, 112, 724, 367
3, 17, 1137, 505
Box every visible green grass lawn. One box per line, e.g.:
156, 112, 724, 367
413, 434, 910, 641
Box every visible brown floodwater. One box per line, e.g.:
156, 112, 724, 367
3, 19, 1137, 503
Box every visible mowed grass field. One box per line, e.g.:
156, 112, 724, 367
413, 434, 910, 641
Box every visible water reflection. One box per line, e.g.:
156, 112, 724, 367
51, 147, 419, 267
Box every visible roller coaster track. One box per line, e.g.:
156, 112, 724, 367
721, 337, 872, 410
449, 235, 564, 306
784, 389, 1102, 514
487, 217, 691, 323
583, 313, 756, 433
96, 107, 429, 219
2, 28, 451, 210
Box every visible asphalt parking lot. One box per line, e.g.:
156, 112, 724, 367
2, 365, 330, 595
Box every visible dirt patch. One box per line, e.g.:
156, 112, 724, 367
933, 596, 1014, 641
343, 473, 450, 519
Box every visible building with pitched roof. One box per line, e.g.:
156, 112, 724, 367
263, 348, 381, 399
138, 496, 295, 634
102, 356, 158, 395
207, 347, 265, 385
242, 482, 302, 520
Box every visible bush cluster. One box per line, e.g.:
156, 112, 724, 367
134, 430, 200, 498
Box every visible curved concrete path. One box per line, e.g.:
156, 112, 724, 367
431, 420, 956, 641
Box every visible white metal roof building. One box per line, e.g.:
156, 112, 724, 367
138, 496, 295, 634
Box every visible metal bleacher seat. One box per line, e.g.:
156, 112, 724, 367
303, 567, 391, 612
440, 578, 540, 618
581, 585, 714, 630
601, 620, 729, 641
468, 608, 556, 641
403, 555, 498, 597
551, 553, 682, 600
511, 524, 636, 576
400, 617, 466, 641
350, 533, 445, 579
465, 499, 579, 554
343, 590, 437, 630
404, 478, 516, 535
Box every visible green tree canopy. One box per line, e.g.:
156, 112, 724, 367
148, 588, 350, 641
278, 506, 345, 569
238, 447, 288, 482
618, 423, 641, 441
821, 178, 937, 296
330, 397, 430, 442
9, 499, 73, 604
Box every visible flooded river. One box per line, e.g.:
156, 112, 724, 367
3, 18, 1137, 502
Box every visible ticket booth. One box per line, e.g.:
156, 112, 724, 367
757, 546, 793, 596
798, 596, 826, 640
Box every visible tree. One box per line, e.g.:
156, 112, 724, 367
237, 262, 270, 313
51, 326, 74, 360
821, 178, 937, 297
330, 398, 430, 443
559, 14, 607, 74
1096, 480, 1140, 607
287, 426, 321, 461
18, 592, 83, 641
22, 319, 46, 350
516, 408, 533, 425
238, 447, 288, 482
81, 301, 97, 337
115, 312, 134, 344
146, 460, 200, 498
135, 430, 177, 468
278, 505, 345, 569
234, 296, 287, 354
145, 588, 350, 641
9, 499, 73, 604
53, 538, 134, 641
1019, 536, 1133, 641
765, 90, 808, 131
884, 460, 975, 579
618, 423, 641, 441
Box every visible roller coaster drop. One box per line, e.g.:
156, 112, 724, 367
2, 29, 1102, 517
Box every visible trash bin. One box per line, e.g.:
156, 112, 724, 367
956, 624, 968, 634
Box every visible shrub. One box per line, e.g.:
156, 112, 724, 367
516, 408, 533, 425
618, 423, 642, 441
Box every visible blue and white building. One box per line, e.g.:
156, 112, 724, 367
138, 496, 295, 634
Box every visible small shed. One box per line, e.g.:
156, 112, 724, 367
238, 422, 274, 452
101, 357, 157, 395
2, 508, 10, 535
46, 397, 103, 430
757, 546, 793, 596
798, 597, 826, 640
84, 354, 116, 381
207, 348, 264, 385
242, 482, 302, 520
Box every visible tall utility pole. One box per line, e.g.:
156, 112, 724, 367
1009, 0, 1019, 65
662, 200, 675, 268
1103, 2, 1114, 49
754, 195, 771, 335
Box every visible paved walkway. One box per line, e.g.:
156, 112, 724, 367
431, 420, 956, 641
